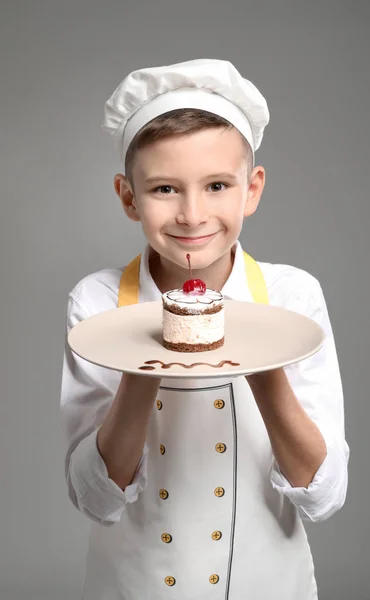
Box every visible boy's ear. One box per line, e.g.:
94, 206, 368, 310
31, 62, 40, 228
113, 174, 141, 222
244, 166, 265, 218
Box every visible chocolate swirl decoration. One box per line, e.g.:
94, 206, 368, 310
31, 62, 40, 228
139, 359, 240, 371
163, 289, 223, 305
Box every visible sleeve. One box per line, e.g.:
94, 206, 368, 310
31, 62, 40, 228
60, 295, 149, 526
269, 276, 350, 523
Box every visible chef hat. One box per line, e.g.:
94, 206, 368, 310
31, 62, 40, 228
102, 58, 270, 172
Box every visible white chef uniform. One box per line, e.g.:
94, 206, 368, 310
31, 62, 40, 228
60, 241, 349, 600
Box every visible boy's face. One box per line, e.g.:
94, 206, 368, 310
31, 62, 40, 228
115, 127, 265, 272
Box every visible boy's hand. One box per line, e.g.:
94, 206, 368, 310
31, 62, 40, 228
245, 367, 281, 387
123, 371, 161, 386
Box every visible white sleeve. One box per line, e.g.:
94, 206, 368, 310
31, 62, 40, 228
269, 277, 350, 523
60, 295, 149, 526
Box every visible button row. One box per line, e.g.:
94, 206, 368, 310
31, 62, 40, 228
157, 398, 225, 411
158, 398, 225, 589
165, 574, 220, 586
160, 530, 222, 544
159, 487, 225, 500
160, 443, 226, 455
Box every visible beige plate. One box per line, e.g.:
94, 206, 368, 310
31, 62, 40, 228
68, 300, 325, 379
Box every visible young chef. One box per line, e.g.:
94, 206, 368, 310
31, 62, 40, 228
60, 58, 349, 600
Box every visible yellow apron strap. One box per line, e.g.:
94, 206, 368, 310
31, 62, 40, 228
243, 251, 269, 305
118, 254, 141, 307
118, 250, 269, 307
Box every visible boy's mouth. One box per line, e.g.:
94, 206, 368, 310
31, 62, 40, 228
168, 232, 218, 245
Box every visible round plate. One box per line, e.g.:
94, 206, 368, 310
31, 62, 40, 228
67, 300, 325, 379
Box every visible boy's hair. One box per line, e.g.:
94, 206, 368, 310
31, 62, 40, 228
125, 108, 253, 192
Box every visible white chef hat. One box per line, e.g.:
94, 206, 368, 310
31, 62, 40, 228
102, 58, 270, 172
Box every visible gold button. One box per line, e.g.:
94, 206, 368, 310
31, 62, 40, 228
215, 442, 227, 453
214, 487, 225, 497
165, 576, 176, 586
161, 533, 172, 543
212, 530, 222, 541
159, 489, 169, 500
160, 444, 166, 455
214, 399, 225, 409
157, 400, 163, 410
209, 574, 219, 584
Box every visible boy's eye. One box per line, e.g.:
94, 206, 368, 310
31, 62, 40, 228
209, 182, 228, 192
154, 185, 174, 194
153, 182, 229, 194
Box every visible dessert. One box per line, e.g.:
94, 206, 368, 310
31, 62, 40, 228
162, 254, 224, 352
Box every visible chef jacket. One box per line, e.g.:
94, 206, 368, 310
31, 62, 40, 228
60, 240, 349, 599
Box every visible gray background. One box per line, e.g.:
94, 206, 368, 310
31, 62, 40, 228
1, 0, 369, 598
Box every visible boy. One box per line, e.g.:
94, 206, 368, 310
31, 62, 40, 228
60, 58, 349, 599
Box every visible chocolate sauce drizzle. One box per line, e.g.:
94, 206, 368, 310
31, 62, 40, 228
138, 359, 240, 371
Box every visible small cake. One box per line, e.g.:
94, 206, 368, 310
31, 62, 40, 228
162, 254, 224, 352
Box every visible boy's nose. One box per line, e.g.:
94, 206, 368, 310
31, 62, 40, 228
175, 195, 209, 227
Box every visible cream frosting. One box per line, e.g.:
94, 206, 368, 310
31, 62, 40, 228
162, 288, 223, 314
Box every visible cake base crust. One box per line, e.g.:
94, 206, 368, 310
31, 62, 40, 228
163, 337, 225, 353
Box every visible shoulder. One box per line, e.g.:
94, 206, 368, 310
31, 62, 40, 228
256, 260, 325, 317
68, 266, 125, 317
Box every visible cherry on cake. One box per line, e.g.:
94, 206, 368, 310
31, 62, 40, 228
162, 254, 225, 352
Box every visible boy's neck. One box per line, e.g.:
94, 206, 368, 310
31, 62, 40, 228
148, 245, 236, 294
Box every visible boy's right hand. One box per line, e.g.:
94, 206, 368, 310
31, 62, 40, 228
121, 371, 161, 395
